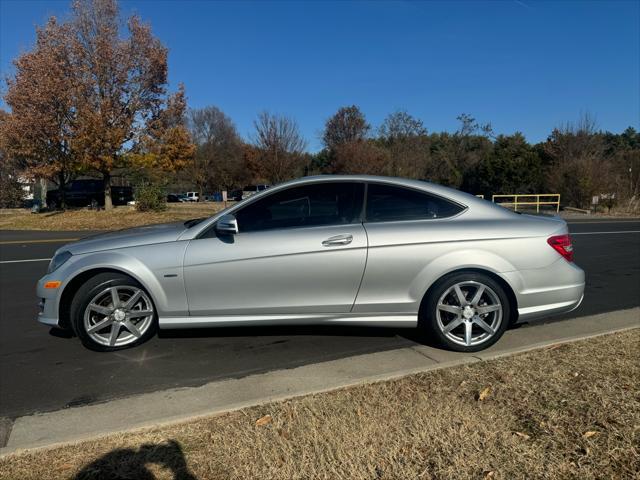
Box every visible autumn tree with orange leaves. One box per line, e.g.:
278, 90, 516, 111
132, 85, 195, 180
2, 18, 79, 208
2, 0, 194, 209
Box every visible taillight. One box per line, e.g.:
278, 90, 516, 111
547, 234, 574, 262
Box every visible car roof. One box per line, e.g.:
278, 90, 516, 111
276, 174, 497, 212
183, 175, 514, 240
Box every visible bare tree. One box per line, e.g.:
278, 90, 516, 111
426, 114, 494, 187
321, 106, 376, 174
252, 112, 307, 183
379, 110, 429, 178
322, 105, 370, 151
543, 112, 607, 208
456, 113, 494, 138
608, 127, 640, 209
379, 110, 427, 141
188, 106, 244, 194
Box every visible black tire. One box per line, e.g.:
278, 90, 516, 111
420, 271, 511, 352
70, 272, 157, 352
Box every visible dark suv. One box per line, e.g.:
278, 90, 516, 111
47, 179, 133, 208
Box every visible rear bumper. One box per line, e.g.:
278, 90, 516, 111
516, 290, 584, 322
503, 259, 586, 323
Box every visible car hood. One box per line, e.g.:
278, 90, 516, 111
62, 221, 189, 255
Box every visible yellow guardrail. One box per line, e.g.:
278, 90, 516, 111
491, 194, 560, 213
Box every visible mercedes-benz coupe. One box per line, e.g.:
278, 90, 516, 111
37, 175, 584, 352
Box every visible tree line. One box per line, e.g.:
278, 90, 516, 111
1, 0, 638, 212
184, 105, 639, 211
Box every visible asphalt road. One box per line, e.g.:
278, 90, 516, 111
1, 219, 639, 419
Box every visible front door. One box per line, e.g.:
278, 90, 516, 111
183, 182, 366, 316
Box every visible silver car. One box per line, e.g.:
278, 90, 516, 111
37, 175, 585, 352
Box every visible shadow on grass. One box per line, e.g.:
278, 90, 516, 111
40, 209, 65, 217
73, 439, 197, 480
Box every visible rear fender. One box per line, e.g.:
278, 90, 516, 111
410, 249, 517, 301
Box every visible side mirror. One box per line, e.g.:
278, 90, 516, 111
216, 214, 239, 235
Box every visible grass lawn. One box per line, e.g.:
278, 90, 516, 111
1, 329, 638, 480
0, 203, 229, 231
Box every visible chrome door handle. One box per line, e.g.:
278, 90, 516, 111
322, 234, 353, 246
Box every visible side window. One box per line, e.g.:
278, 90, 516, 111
366, 183, 464, 222
235, 182, 364, 233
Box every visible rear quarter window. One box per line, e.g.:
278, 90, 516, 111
366, 183, 464, 222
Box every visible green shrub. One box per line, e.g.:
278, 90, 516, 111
135, 184, 167, 212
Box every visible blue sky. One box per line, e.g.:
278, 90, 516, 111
1, 0, 638, 151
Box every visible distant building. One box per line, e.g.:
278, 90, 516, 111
16, 175, 35, 200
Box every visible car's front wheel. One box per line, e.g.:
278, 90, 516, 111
70, 272, 157, 351
421, 272, 511, 352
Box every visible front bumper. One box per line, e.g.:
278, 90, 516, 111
36, 274, 63, 327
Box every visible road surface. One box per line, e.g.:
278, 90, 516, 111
1, 219, 639, 418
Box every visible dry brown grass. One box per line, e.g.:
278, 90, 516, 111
0, 203, 229, 231
1, 205, 636, 232
1, 330, 639, 480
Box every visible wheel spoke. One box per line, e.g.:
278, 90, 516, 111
453, 285, 467, 305
128, 310, 153, 318
464, 321, 473, 346
438, 304, 461, 315
110, 287, 120, 308
123, 290, 142, 310
442, 317, 464, 334
108, 321, 122, 346
88, 303, 112, 316
477, 304, 500, 315
470, 285, 485, 306
124, 319, 142, 338
87, 316, 114, 334
473, 316, 495, 335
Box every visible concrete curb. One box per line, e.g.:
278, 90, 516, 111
1, 307, 638, 457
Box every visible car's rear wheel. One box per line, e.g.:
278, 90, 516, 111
421, 272, 510, 352
70, 272, 157, 351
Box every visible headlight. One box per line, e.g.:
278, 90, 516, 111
47, 250, 72, 273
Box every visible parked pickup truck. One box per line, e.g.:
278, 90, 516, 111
47, 179, 133, 208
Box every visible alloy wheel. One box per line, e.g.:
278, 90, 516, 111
435, 281, 503, 347
83, 286, 154, 347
